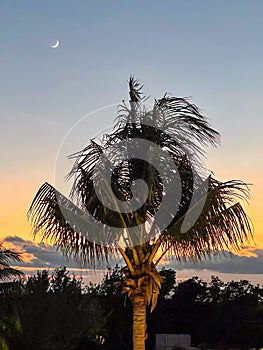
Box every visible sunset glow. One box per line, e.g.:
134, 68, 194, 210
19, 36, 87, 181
1, 0, 263, 285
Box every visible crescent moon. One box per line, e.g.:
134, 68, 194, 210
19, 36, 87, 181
51, 40, 60, 49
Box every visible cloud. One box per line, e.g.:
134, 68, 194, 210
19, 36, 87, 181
4, 236, 25, 244
164, 249, 263, 274
3, 235, 119, 271
3, 235, 263, 277
4, 235, 78, 268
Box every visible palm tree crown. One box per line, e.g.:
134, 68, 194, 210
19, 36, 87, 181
0, 243, 23, 282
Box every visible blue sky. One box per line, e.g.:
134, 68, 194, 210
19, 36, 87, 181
1, 0, 263, 282
1, 1, 263, 167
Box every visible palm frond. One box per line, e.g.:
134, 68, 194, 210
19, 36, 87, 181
0, 244, 24, 282
154, 96, 220, 147
0, 245, 23, 265
0, 267, 24, 282
28, 182, 119, 266
129, 76, 143, 103
157, 178, 252, 262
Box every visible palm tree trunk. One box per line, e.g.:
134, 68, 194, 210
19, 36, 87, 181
132, 294, 147, 350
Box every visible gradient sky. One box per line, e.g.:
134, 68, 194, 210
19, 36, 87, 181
1, 1, 263, 283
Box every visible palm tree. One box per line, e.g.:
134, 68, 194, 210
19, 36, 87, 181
0, 243, 23, 282
28, 77, 252, 350
0, 243, 23, 350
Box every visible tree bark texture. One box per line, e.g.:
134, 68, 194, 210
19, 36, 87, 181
132, 294, 147, 350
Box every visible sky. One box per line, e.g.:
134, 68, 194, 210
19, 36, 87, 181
0, 0, 263, 284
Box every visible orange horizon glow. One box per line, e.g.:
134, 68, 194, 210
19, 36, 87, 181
1, 156, 262, 261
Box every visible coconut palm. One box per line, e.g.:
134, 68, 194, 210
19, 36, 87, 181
28, 78, 252, 350
0, 243, 23, 350
0, 243, 23, 282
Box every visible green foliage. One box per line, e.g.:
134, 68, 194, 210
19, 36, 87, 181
159, 268, 176, 299
26, 270, 49, 294
0, 242, 24, 349
2, 266, 263, 349
86, 265, 123, 297
0, 336, 8, 350
2, 267, 107, 350
149, 275, 263, 349
0, 296, 23, 350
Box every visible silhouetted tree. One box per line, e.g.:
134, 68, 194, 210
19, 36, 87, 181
0, 242, 23, 282
28, 78, 253, 350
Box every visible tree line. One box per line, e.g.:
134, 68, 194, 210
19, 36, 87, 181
1, 265, 263, 350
